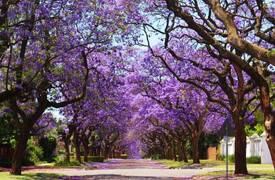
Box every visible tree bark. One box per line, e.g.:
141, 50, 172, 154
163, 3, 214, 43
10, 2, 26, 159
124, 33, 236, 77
10, 127, 30, 175
112, 147, 115, 158
177, 141, 183, 162
234, 118, 248, 174
266, 138, 275, 168
164, 144, 169, 159
172, 140, 177, 161
83, 146, 89, 162
259, 84, 275, 168
98, 144, 102, 156
64, 137, 70, 162
206, 0, 275, 65
181, 142, 188, 163
73, 131, 81, 163
191, 133, 200, 164
177, 140, 188, 162
104, 146, 110, 159
80, 135, 90, 162
167, 146, 173, 160
82, 140, 89, 162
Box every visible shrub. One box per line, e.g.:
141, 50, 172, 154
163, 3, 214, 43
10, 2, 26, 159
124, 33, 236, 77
23, 157, 35, 166
217, 154, 225, 161
53, 154, 64, 162
54, 154, 80, 166
39, 136, 57, 162
87, 156, 105, 162
151, 154, 161, 160
55, 159, 80, 167
247, 156, 261, 164
0, 139, 43, 167
223, 155, 261, 164
120, 154, 128, 159
23, 138, 44, 165
228, 155, 235, 163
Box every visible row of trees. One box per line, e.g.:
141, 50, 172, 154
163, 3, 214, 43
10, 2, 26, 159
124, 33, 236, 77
128, 71, 225, 163
0, 0, 136, 174
58, 61, 131, 162
122, 0, 274, 174
0, 0, 274, 176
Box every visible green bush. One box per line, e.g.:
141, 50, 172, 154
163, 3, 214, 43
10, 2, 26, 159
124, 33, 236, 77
0, 139, 43, 167
54, 154, 80, 166
120, 154, 128, 159
228, 155, 235, 163
87, 156, 105, 162
247, 156, 261, 164
151, 154, 161, 160
223, 155, 261, 164
23, 157, 35, 166
39, 136, 57, 162
53, 154, 64, 162
23, 139, 43, 165
55, 159, 80, 167
217, 154, 225, 161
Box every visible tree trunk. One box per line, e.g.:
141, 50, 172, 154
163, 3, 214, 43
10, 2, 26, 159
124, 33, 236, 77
164, 145, 169, 159
73, 131, 81, 163
234, 119, 248, 174
104, 146, 110, 159
64, 137, 70, 162
10, 127, 30, 175
259, 84, 275, 168
112, 147, 115, 158
167, 146, 173, 160
82, 142, 89, 162
98, 144, 102, 156
266, 138, 275, 168
191, 133, 200, 164
180, 141, 188, 163
81, 136, 89, 162
172, 140, 177, 161
83, 146, 89, 162
177, 141, 183, 162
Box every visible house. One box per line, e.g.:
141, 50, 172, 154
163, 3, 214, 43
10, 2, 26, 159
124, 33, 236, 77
207, 146, 218, 160
219, 132, 272, 164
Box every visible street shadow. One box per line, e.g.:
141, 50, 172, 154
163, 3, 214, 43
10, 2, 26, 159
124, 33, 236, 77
11, 173, 65, 180
61, 174, 189, 180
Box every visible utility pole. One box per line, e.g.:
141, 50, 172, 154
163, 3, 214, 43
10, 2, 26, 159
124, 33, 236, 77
225, 118, 229, 180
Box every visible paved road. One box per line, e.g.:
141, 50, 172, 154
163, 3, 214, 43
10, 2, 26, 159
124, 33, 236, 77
25, 159, 220, 179
87, 159, 168, 169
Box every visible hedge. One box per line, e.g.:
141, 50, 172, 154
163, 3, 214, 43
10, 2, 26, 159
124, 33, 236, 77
87, 156, 105, 162
223, 155, 261, 164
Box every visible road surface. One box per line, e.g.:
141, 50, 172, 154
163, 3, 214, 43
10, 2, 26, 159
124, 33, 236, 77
25, 159, 220, 179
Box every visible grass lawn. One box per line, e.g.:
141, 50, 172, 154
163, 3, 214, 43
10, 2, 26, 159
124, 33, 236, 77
156, 159, 225, 168
203, 163, 275, 179
0, 172, 64, 180
36, 162, 55, 167
157, 159, 275, 179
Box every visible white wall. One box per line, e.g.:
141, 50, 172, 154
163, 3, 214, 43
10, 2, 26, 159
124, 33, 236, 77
220, 133, 272, 164
260, 133, 272, 164
246, 141, 251, 157
220, 137, 234, 155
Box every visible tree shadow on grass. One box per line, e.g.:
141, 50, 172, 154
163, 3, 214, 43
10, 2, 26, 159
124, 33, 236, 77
14, 173, 65, 180
244, 173, 275, 179
11, 173, 190, 180
61, 175, 188, 180
197, 172, 275, 180
15, 174, 191, 180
